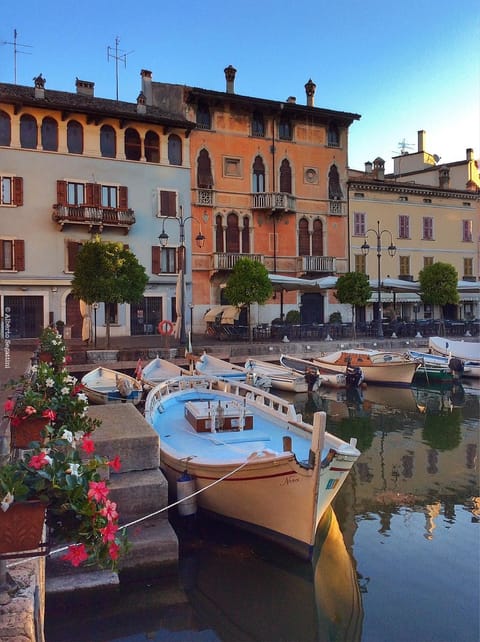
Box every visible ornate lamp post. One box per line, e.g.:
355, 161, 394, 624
158, 209, 205, 345
361, 220, 396, 338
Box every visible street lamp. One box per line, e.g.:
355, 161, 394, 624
158, 208, 205, 345
361, 220, 396, 338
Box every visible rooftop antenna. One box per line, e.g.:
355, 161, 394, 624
1, 29, 32, 84
393, 138, 415, 156
107, 36, 133, 101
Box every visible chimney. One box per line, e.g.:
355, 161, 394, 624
365, 161, 373, 174
466, 148, 474, 161
286, 96, 296, 103
439, 166, 450, 189
224, 65, 237, 93
140, 69, 153, 105
75, 79, 94, 97
373, 157, 385, 180
305, 78, 316, 107
33, 73, 46, 99
136, 92, 147, 114
418, 129, 426, 153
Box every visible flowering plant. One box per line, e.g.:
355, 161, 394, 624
38, 325, 67, 368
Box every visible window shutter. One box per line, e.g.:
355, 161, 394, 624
86, 183, 101, 206
119, 186, 128, 209
57, 180, 67, 205
160, 190, 176, 217
13, 177, 23, 206
67, 240, 82, 272
0, 242, 3, 267
15, 239, 25, 271
152, 246, 160, 274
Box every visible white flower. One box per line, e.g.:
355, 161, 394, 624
45, 377, 55, 388
61, 429, 74, 443
61, 386, 70, 395
77, 393, 88, 403
1, 492, 14, 512
67, 463, 81, 477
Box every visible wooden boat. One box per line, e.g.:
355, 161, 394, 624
81, 366, 143, 405
144, 375, 360, 559
428, 337, 480, 378
244, 358, 315, 393
141, 356, 190, 389
280, 353, 351, 388
312, 349, 419, 387
195, 352, 271, 390
408, 350, 467, 383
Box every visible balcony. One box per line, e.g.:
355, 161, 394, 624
329, 201, 344, 215
252, 192, 296, 212
301, 255, 336, 273
213, 252, 264, 270
52, 205, 135, 234
195, 188, 214, 207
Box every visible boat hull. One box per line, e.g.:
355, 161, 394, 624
81, 367, 143, 405
313, 351, 418, 386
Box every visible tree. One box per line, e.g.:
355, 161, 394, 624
223, 258, 273, 340
71, 237, 148, 347
418, 262, 459, 335
334, 272, 372, 339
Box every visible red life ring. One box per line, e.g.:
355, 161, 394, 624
158, 320, 174, 336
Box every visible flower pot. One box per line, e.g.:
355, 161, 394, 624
0, 500, 48, 559
11, 416, 48, 449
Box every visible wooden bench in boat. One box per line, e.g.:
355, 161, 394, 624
185, 400, 253, 432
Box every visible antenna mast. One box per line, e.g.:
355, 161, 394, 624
1, 29, 32, 84
107, 36, 133, 101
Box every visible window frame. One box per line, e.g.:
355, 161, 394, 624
398, 215, 410, 239
353, 212, 366, 236
422, 216, 434, 240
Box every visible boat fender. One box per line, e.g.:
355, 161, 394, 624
176, 471, 197, 517
117, 377, 133, 398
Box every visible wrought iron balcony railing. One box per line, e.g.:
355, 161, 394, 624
52, 205, 135, 232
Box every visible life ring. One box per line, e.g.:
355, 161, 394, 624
158, 320, 174, 336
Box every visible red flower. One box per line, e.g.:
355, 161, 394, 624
62, 543, 89, 567
87, 480, 109, 503
29, 452, 51, 470
73, 384, 83, 394
65, 355, 72, 364
107, 455, 121, 472
108, 541, 120, 560
100, 521, 119, 543
100, 499, 119, 522
42, 408, 57, 421
81, 435, 95, 454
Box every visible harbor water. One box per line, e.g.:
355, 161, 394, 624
45, 379, 480, 642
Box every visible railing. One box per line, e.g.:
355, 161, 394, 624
252, 192, 296, 212
213, 252, 263, 270
195, 189, 214, 207
329, 201, 343, 215
52, 205, 135, 230
301, 255, 336, 273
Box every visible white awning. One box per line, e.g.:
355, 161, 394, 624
204, 306, 225, 322
220, 305, 241, 324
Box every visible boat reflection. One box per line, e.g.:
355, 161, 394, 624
180, 507, 363, 642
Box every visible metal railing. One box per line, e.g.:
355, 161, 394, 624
52, 205, 135, 228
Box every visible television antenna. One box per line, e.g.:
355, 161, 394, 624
107, 36, 134, 101
394, 138, 415, 155
1, 29, 32, 84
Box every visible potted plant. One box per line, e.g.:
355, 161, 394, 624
37, 325, 67, 369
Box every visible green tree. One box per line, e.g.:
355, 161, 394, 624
71, 237, 148, 347
223, 258, 273, 340
418, 262, 459, 335
334, 272, 372, 339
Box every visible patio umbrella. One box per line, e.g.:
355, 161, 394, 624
174, 270, 184, 340
79, 299, 92, 342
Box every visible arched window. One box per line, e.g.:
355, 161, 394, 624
242, 217, 250, 254
215, 214, 224, 253
328, 164, 343, 199
20, 114, 38, 149
279, 158, 292, 193
252, 111, 265, 137
125, 128, 141, 160
327, 123, 340, 146
197, 149, 213, 188
0, 110, 12, 146
312, 219, 323, 255
67, 120, 83, 154
145, 130, 160, 162
41, 117, 58, 151
100, 125, 116, 158
226, 213, 240, 253
168, 134, 182, 165
196, 101, 211, 129
298, 218, 310, 256
252, 156, 265, 192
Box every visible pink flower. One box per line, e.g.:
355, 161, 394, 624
24, 405, 37, 416
87, 480, 109, 503
100, 521, 119, 543
107, 455, 121, 472
108, 542, 120, 560
100, 500, 119, 522
62, 543, 89, 567
29, 452, 51, 470
42, 408, 57, 421
81, 435, 95, 454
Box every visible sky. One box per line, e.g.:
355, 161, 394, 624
1, 0, 479, 173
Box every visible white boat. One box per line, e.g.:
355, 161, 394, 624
81, 367, 143, 405
141, 356, 190, 389
312, 349, 419, 387
280, 354, 349, 388
428, 337, 480, 378
144, 375, 360, 559
244, 358, 315, 393
194, 352, 271, 390
407, 349, 469, 382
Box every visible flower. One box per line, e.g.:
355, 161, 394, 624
37, 325, 67, 369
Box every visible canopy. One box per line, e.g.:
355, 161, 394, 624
204, 306, 226, 322
204, 305, 241, 325
268, 274, 337, 292
79, 300, 92, 342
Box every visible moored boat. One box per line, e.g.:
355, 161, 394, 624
280, 353, 348, 388
244, 358, 315, 393
81, 366, 143, 405
428, 337, 480, 378
408, 349, 467, 383
195, 352, 271, 390
141, 356, 190, 389
144, 375, 360, 559
312, 349, 419, 387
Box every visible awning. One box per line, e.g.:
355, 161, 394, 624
204, 306, 225, 322
221, 305, 241, 325
269, 274, 337, 292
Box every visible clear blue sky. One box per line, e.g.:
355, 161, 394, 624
1, 0, 478, 172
